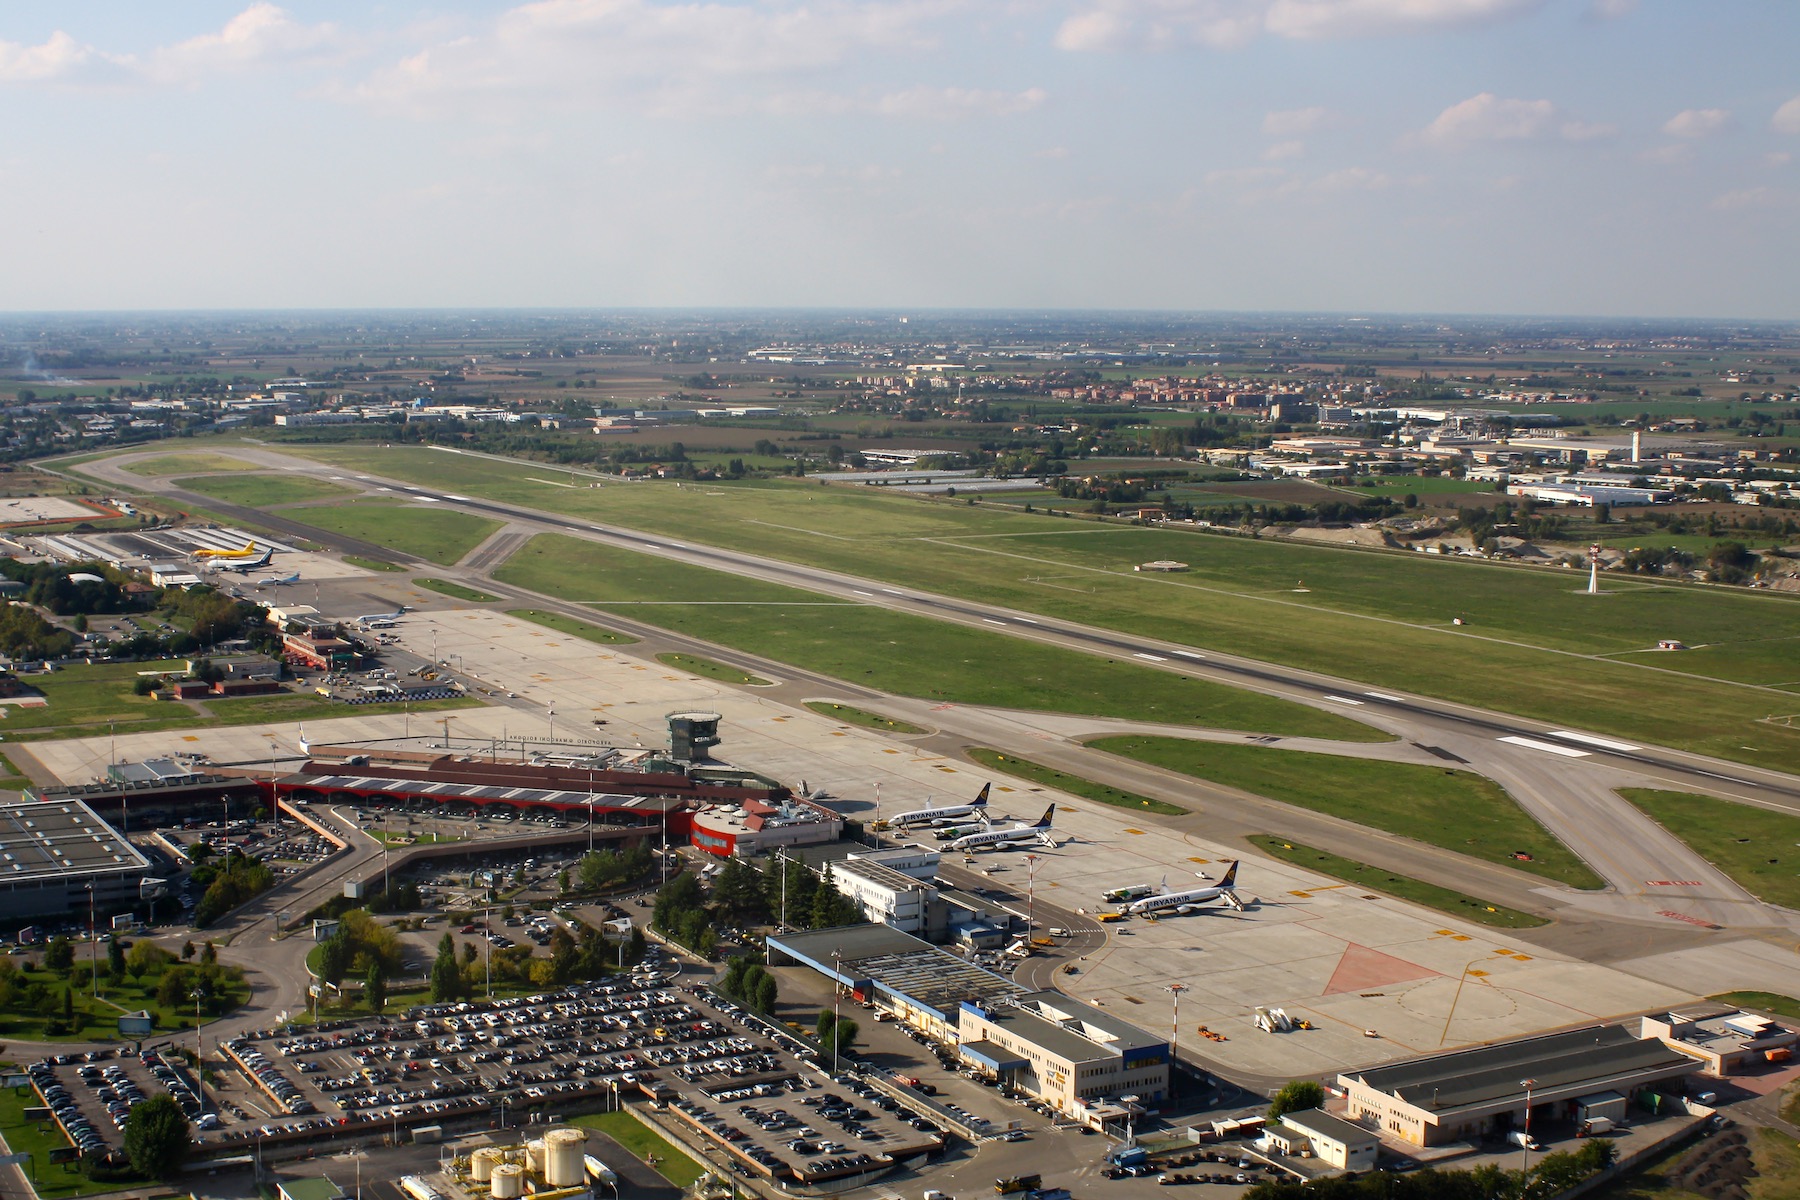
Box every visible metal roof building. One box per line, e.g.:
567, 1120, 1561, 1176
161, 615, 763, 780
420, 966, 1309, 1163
0, 798, 154, 920
1339, 1025, 1701, 1147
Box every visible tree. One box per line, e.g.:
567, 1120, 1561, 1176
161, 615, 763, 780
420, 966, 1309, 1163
317, 931, 353, 987
430, 931, 462, 1002
44, 936, 73, 973
1267, 1080, 1325, 1119
365, 961, 388, 1014
108, 937, 127, 982
122, 1094, 191, 1179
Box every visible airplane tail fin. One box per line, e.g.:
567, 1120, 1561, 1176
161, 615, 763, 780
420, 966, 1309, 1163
972, 783, 990, 808
1219, 860, 1239, 888
1034, 804, 1056, 828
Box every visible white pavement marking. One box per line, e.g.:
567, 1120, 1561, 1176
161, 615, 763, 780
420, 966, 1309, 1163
1548, 731, 1641, 752
983, 618, 1007, 626
881, 588, 903, 595
1174, 650, 1205, 659
1133, 652, 1167, 662
1016, 617, 1038, 624
853, 590, 874, 597
1322, 695, 1364, 705
1498, 735, 1591, 758
1364, 691, 1402, 702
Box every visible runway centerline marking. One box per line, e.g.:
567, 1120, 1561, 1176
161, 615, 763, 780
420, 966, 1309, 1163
1322, 695, 1364, 706
1548, 730, 1641, 752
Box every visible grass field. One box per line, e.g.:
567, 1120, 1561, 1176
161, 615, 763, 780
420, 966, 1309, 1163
1711, 991, 1800, 1022
121, 452, 258, 476
1247, 836, 1548, 929
1328, 476, 1497, 499
227, 443, 1800, 768
345, 554, 404, 572
414, 578, 500, 602
507, 608, 637, 645
496, 533, 1380, 739
1618, 788, 1800, 908
172, 473, 354, 506
655, 653, 771, 686
289, 500, 501, 565
966, 748, 1186, 816
0, 660, 475, 742
804, 702, 925, 734
570, 1110, 704, 1188
1089, 736, 1605, 888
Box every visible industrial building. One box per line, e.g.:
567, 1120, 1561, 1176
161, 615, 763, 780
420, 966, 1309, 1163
1266, 1110, 1381, 1172
957, 992, 1171, 1118
0, 797, 155, 921
767, 926, 1168, 1121
1338, 1025, 1701, 1148
1640, 1007, 1799, 1075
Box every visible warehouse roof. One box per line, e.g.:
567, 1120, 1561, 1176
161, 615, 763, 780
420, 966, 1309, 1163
0, 798, 149, 881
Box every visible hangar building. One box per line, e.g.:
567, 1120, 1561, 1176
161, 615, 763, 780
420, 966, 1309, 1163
0, 798, 154, 920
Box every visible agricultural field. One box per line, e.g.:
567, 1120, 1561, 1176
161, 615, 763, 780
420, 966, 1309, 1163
1087, 735, 1605, 888
290, 500, 501, 565
495, 533, 1379, 739
172, 473, 356, 506
113, 442, 1800, 767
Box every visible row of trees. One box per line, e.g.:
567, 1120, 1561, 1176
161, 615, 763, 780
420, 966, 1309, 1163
191, 850, 276, 926
428, 918, 646, 1004
1245, 1138, 1614, 1199
704, 855, 863, 932
716, 955, 778, 1015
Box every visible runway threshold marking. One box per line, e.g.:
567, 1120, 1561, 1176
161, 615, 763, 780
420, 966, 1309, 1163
1364, 691, 1402, 702
1547, 730, 1641, 752
1498, 735, 1591, 758
1134, 652, 1167, 662
1323, 695, 1364, 706
1174, 650, 1205, 659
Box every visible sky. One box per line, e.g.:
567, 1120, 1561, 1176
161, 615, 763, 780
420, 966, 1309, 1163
1, 1, 1797, 319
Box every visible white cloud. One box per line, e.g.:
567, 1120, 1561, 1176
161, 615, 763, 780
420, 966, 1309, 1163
1661, 107, 1729, 139
1056, 0, 1545, 52
1263, 139, 1305, 160
1419, 92, 1555, 145
876, 85, 1046, 118
0, 31, 94, 82
1640, 143, 1691, 167
1772, 96, 1800, 135
354, 0, 954, 118
1711, 186, 1789, 212
1262, 105, 1331, 136
1559, 119, 1615, 141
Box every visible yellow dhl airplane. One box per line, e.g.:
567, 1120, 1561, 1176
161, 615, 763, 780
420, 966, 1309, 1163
193, 541, 262, 560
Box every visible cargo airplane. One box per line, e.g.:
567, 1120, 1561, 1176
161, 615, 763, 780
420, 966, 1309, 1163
193, 540, 265, 560
891, 783, 990, 828
946, 804, 1056, 852
1122, 862, 1243, 916
212, 548, 276, 572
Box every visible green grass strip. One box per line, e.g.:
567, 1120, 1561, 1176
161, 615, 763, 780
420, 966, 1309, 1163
803, 701, 925, 734
414, 577, 500, 602
1711, 991, 1800, 1023
298, 501, 501, 565
497, 533, 1380, 740
1091, 736, 1604, 889
571, 1110, 705, 1188
1249, 836, 1549, 929
966, 747, 1186, 816
346, 554, 404, 572
508, 608, 637, 645
656, 653, 771, 686
1619, 788, 1800, 909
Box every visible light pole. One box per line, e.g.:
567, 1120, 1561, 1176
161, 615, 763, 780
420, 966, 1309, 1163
484, 905, 493, 998
1024, 854, 1040, 940
193, 986, 210, 1118
831, 948, 843, 1076
547, 705, 556, 744
1520, 1078, 1537, 1177
1167, 984, 1186, 1101
86, 884, 97, 998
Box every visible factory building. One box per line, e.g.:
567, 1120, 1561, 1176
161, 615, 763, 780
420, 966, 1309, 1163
0, 798, 155, 921
1339, 1025, 1701, 1147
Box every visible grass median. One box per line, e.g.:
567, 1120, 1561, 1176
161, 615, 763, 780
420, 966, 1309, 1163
1248, 836, 1548, 929
966, 748, 1186, 816
656, 653, 771, 686
295, 500, 501, 565
509, 608, 637, 645
173, 474, 354, 506
571, 1110, 704, 1189
804, 702, 926, 734
1092, 736, 1603, 889
1619, 788, 1800, 909
415, 578, 500, 603
497, 534, 1382, 740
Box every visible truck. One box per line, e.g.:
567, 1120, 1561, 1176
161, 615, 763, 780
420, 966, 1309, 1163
995, 1176, 1042, 1195
1578, 1117, 1615, 1137
1103, 885, 1154, 904
1506, 1131, 1541, 1152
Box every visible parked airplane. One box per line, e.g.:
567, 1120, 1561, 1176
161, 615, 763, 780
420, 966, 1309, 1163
353, 607, 409, 624
1123, 862, 1243, 916
891, 783, 990, 828
257, 573, 300, 587
193, 540, 264, 560
946, 804, 1056, 852
213, 549, 275, 572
